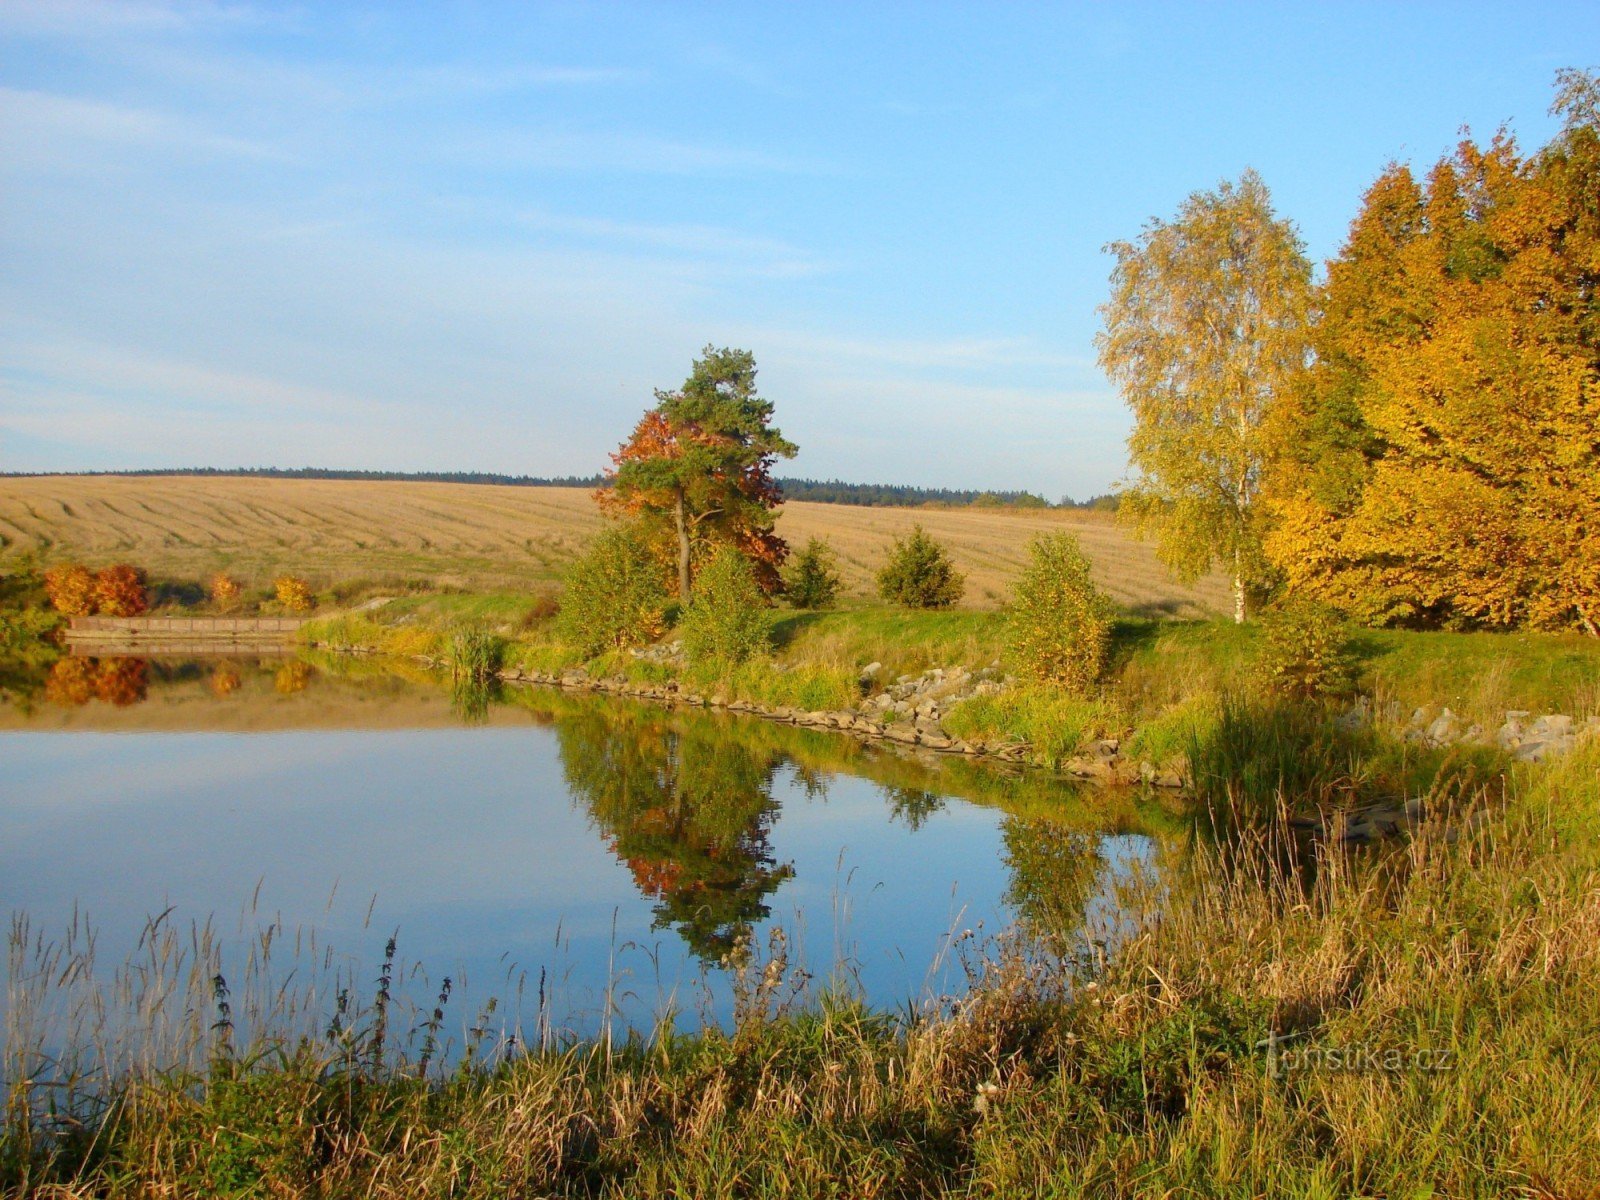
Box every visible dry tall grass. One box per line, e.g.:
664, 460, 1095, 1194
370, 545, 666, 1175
0, 476, 1228, 615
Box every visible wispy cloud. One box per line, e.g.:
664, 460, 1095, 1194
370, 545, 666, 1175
3, 333, 392, 422
512, 208, 835, 278
435, 127, 825, 176
0, 86, 289, 167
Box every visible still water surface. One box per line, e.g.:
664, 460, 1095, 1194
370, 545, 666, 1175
2, 654, 1166, 1040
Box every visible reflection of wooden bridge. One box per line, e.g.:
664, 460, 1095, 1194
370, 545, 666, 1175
66, 616, 306, 651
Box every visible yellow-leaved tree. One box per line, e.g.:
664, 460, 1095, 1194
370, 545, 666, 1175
1264, 70, 1600, 634
1097, 170, 1312, 623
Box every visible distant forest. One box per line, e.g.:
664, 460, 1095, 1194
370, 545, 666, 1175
1, 467, 1119, 510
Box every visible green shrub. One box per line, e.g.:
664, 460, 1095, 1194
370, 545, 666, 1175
1004, 532, 1113, 693
875, 525, 965, 608
679, 548, 774, 665
784, 537, 842, 609
1257, 599, 1358, 700
555, 524, 670, 657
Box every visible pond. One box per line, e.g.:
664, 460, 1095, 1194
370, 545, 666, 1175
1, 652, 1172, 1054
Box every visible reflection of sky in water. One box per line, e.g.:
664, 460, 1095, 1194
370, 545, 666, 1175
2, 705, 1154, 1038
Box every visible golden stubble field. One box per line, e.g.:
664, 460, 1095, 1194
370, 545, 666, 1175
0, 475, 1229, 616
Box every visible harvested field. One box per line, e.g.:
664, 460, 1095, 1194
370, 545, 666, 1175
0, 475, 1228, 615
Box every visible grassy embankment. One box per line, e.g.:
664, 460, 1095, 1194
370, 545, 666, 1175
305, 594, 1600, 775
6, 703, 1598, 1195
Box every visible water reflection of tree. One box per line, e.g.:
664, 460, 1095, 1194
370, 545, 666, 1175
43, 657, 150, 707
883, 785, 946, 831
1000, 818, 1103, 949
557, 710, 795, 963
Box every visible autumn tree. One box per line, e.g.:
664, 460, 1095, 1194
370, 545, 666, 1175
1005, 532, 1113, 693
1265, 71, 1600, 633
600, 346, 797, 603
274, 575, 315, 613
1096, 170, 1313, 623
43, 564, 97, 616
208, 572, 243, 611
93, 565, 149, 617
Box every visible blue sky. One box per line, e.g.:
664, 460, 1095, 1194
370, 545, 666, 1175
1, 2, 1593, 498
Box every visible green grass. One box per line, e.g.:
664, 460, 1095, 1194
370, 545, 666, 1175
304, 599, 1600, 776
942, 686, 1120, 763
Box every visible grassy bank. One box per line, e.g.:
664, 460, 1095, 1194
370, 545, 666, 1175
303, 598, 1600, 772
6, 713, 1597, 1196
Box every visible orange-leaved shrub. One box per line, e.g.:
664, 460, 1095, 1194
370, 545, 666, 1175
43, 564, 97, 616
209, 572, 243, 611
93, 565, 149, 617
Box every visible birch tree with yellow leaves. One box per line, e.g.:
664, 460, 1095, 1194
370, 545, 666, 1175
1097, 170, 1312, 623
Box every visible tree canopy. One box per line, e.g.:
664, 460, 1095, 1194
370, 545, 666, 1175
600, 346, 797, 602
1096, 169, 1313, 623
1263, 74, 1600, 634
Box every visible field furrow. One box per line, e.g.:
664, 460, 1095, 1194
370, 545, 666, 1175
0, 476, 1228, 614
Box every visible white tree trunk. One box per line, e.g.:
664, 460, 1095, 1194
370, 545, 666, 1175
1233, 546, 1246, 625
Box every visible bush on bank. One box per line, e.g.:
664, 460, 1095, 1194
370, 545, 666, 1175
555, 524, 670, 657
678, 547, 774, 666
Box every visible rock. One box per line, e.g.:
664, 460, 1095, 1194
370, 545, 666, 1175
884, 725, 920, 745
1153, 770, 1185, 789
921, 733, 954, 750
1515, 738, 1570, 763
1425, 708, 1462, 746
1530, 714, 1575, 739
1086, 739, 1119, 760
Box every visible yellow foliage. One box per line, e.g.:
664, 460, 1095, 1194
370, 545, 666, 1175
1265, 109, 1600, 634
274, 575, 315, 614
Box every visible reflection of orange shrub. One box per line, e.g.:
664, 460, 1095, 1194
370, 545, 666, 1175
209, 572, 242, 611
211, 664, 242, 697
626, 856, 685, 899
44, 657, 96, 706
44, 565, 97, 616
94, 658, 149, 706
94, 565, 149, 617
274, 660, 313, 694
274, 576, 314, 613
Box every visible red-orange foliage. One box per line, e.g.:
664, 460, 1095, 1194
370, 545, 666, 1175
94, 658, 149, 706
599, 410, 789, 594
94, 565, 149, 617
43, 564, 97, 616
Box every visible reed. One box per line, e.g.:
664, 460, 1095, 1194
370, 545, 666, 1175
446, 625, 505, 682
